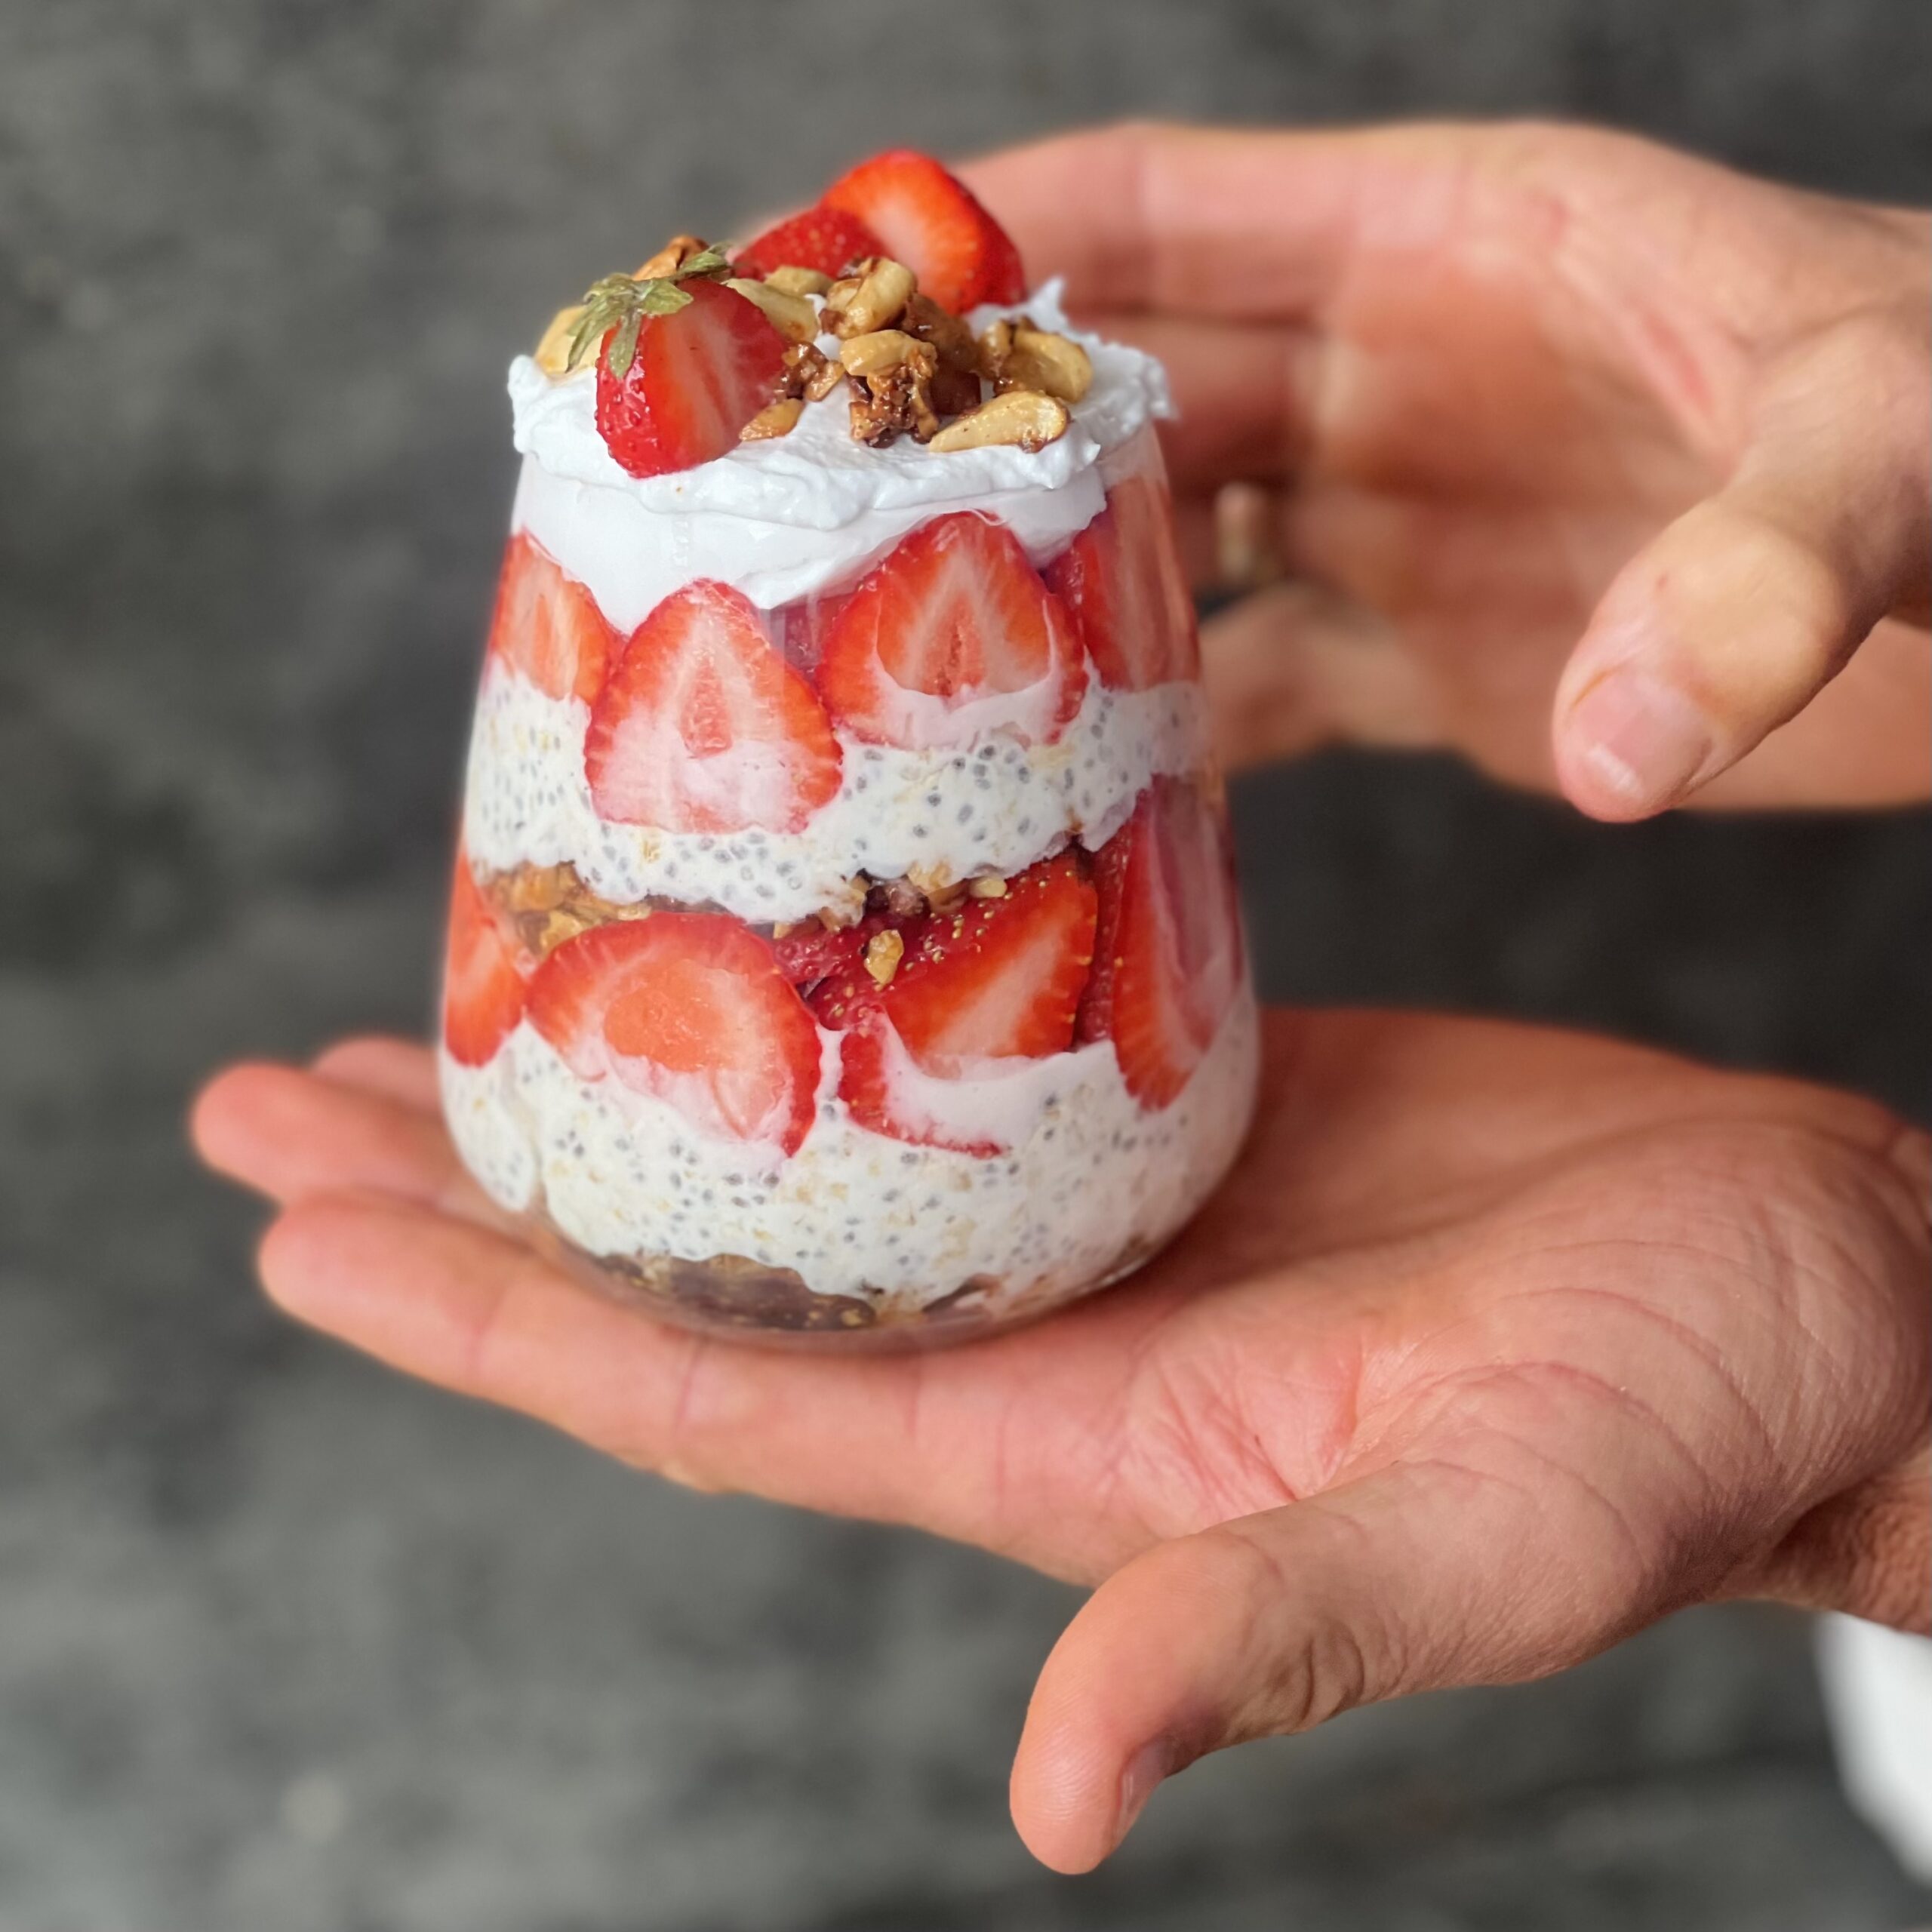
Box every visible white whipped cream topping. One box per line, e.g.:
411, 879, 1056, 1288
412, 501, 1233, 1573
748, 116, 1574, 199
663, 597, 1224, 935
461, 661, 1211, 922
506, 281, 1171, 623
439, 983, 1257, 1312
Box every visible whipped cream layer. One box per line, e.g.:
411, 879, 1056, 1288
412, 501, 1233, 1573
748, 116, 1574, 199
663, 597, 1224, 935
507, 281, 1171, 626
441, 984, 1257, 1312
463, 662, 1211, 923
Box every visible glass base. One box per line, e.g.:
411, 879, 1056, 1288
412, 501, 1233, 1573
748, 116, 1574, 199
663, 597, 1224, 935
524, 1211, 1174, 1352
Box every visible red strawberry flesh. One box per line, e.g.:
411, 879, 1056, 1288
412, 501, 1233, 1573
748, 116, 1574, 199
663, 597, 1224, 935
820, 149, 1026, 313
1047, 474, 1201, 692
487, 531, 615, 704
810, 852, 1097, 1152
595, 279, 787, 479
1078, 779, 1243, 1108
586, 580, 842, 834
734, 206, 886, 280
884, 854, 1097, 1075
816, 512, 1086, 749
443, 856, 527, 1067
527, 915, 820, 1155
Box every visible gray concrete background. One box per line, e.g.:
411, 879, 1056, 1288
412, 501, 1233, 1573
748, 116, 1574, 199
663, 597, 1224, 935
2, 2, 1929, 1927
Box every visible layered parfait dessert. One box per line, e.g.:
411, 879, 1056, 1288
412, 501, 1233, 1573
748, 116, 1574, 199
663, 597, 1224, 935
441, 149, 1259, 1341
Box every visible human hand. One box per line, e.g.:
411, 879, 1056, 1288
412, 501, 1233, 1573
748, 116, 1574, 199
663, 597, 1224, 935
965, 123, 1930, 816
192, 1016, 1930, 1871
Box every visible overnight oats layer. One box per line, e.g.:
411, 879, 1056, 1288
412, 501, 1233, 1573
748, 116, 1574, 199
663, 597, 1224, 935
440, 153, 1260, 1343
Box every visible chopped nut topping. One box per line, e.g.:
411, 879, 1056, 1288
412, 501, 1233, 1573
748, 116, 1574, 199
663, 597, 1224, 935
838, 329, 929, 378
975, 317, 1015, 379
906, 862, 965, 915
780, 340, 843, 402
978, 318, 1093, 402
817, 881, 869, 928
635, 234, 711, 280
723, 276, 820, 344
534, 302, 588, 377
872, 875, 926, 921
928, 388, 1070, 453
863, 929, 906, 985
483, 862, 653, 961
903, 293, 978, 371
740, 398, 804, 441
930, 362, 983, 417
845, 332, 943, 447
1000, 328, 1094, 403
764, 265, 835, 297
826, 256, 917, 337
966, 874, 1009, 899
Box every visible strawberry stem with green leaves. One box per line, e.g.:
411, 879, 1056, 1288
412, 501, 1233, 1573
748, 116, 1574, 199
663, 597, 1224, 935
565, 247, 734, 379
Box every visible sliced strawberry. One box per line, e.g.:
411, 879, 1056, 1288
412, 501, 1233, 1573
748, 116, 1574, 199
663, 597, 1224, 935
595, 278, 788, 479
884, 854, 1097, 1074
1077, 778, 1244, 1108
1073, 829, 1133, 1050
586, 580, 842, 834
816, 513, 1087, 749
811, 852, 1097, 1152
486, 531, 615, 704
734, 206, 885, 280
831, 1013, 1000, 1159
820, 150, 1026, 312
1045, 475, 1201, 691
527, 914, 820, 1155
769, 911, 888, 995
443, 855, 527, 1067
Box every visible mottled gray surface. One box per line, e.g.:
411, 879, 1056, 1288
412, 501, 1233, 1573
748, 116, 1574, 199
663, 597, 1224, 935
2, 2, 1929, 1928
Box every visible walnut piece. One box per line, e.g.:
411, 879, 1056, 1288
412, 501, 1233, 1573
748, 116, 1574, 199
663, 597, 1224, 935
485, 862, 652, 961
872, 875, 927, 921
903, 293, 978, 371
740, 398, 804, 441
723, 276, 819, 343
844, 333, 943, 447
863, 929, 906, 985
780, 341, 842, 402
906, 861, 966, 915
928, 389, 1070, 453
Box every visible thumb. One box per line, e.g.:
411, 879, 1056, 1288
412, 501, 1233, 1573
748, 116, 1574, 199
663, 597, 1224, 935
1553, 309, 1930, 821
1008, 1452, 1658, 1874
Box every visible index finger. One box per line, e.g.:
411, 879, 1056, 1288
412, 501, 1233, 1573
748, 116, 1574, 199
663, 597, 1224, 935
958, 120, 1457, 320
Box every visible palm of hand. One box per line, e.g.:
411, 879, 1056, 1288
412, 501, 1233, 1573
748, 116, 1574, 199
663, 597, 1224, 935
195, 1013, 1927, 1867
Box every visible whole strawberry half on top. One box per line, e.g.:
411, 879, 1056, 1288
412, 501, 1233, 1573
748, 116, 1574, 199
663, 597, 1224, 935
820, 149, 1026, 314
734, 205, 885, 281
563, 250, 788, 479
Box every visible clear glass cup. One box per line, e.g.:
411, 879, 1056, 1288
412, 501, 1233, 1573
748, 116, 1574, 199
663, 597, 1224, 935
441, 420, 1259, 1346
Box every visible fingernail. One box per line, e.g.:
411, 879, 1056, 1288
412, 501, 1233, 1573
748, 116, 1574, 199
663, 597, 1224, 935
1566, 666, 1715, 815
1114, 1740, 1171, 1847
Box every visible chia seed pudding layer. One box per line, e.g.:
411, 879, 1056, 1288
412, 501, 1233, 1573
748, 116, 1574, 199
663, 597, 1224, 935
441, 986, 1258, 1319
